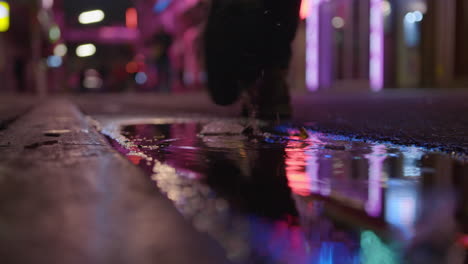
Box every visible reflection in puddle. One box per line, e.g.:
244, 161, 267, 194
101, 119, 468, 264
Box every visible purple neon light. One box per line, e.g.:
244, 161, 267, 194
369, 0, 384, 91
306, 0, 322, 91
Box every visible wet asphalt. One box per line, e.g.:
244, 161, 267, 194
98, 116, 467, 264
74, 89, 468, 155
85, 90, 468, 263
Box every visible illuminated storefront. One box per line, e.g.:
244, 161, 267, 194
302, 0, 466, 90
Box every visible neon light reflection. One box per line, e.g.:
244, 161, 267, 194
365, 145, 386, 217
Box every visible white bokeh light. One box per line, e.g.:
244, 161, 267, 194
76, 44, 96, 57
78, 10, 105, 24
54, 44, 68, 57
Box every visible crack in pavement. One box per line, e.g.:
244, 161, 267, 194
24, 140, 59, 149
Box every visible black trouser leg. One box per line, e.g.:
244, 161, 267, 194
204, 0, 302, 106
261, 0, 302, 69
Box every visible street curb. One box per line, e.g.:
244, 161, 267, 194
0, 99, 231, 264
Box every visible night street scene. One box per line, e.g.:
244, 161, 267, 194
0, 0, 468, 263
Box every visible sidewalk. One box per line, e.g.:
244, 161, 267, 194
0, 99, 230, 264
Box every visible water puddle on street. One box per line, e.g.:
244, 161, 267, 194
101, 118, 468, 264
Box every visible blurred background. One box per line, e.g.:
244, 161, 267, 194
0, 0, 467, 95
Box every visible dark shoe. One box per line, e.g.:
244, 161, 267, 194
242, 67, 292, 121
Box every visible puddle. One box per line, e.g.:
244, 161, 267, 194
101, 118, 468, 264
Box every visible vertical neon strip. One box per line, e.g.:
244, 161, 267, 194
369, 0, 384, 91
306, 0, 322, 91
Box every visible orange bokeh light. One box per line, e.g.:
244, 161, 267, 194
300, 0, 310, 20
126, 8, 138, 29
126, 62, 138, 73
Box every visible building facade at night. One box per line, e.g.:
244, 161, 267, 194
0, 0, 468, 94
301, 0, 468, 91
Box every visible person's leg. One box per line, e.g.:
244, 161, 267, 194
204, 0, 301, 118
254, 0, 302, 120
262, 0, 302, 70
204, 0, 265, 105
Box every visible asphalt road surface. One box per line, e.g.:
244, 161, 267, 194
70, 89, 468, 155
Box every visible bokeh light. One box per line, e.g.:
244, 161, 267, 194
135, 72, 148, 85
49, 25, 61, 42
0, 1, 10, 32
332, 16, 345, 29
54, 44, 68, 57
47, 55, 63, 68
78, 9, 105, 24
83, 69, 103, 89
76, 44, 97, 57
42, 0, 53, 9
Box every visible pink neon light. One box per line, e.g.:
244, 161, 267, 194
369, 0, 384, 91
306, 0, 322, 91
